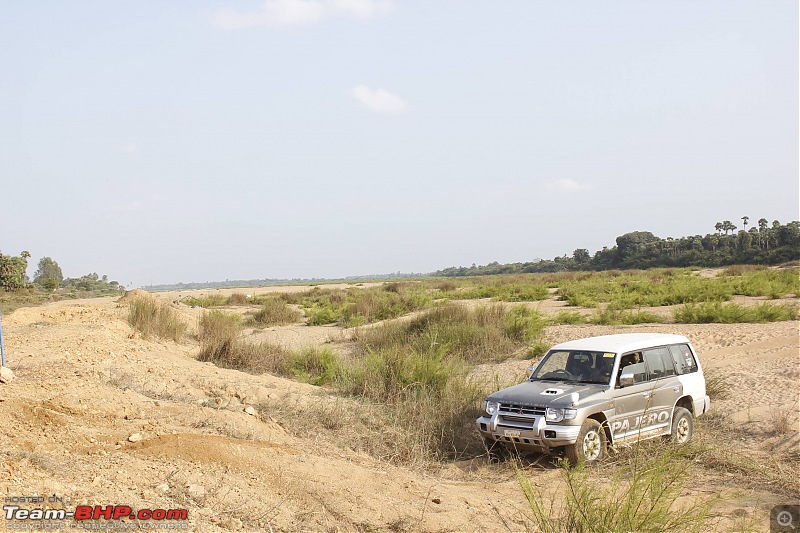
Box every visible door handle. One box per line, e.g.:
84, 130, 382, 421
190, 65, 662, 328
642, 392, 652, 398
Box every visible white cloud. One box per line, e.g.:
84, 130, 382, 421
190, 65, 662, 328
546, 179, 592, 192
123, 143, 138, 154
213, 0, 392, 29
351, 85, 408, 114
331, 0, 393, 18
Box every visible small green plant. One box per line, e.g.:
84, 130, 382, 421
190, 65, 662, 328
552, 311, 587, 325
128, 294, 187, 342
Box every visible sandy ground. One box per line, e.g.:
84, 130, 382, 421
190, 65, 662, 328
0, 288, 798, 531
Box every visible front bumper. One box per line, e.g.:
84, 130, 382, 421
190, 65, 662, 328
476, 413, 581, 453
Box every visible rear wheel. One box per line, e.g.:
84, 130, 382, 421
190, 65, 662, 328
670, 407, 694, 444
565, 419, 606, 466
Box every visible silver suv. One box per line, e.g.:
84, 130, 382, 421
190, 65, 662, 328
476, 333, 710, 464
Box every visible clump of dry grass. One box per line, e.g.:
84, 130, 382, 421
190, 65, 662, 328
768, 406, 798, 436
128, 294, 187, 341
517, 441, 716, 532
227, 292, 249, 305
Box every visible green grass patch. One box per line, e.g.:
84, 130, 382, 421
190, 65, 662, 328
298, 284, 433, 327
182, 294, 228, 308
249, 298, 303, 327
590, 307, 665, 325
673, 302, 797, 323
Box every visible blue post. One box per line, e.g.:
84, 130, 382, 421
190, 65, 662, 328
0, 311, 5, 367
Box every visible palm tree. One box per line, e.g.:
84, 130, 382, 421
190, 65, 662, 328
714, 222, 723, 234
722, 221, 736, 235
741, 216, 749, 232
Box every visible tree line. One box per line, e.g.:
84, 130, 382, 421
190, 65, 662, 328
435, 218, 800, 276
0, 252, 121, 293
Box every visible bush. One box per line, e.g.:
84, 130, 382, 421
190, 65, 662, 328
198, 310, 243, 362
357, 304, 540, 364
183, 295, 227, 308
128, 295, 187, 342
288, 347, 339, 385
336, 344, 485, 462
590, 308, 665, 325
250, 298, 303, 326
227, 292, 249, 305
673, 302, 797, 323
552, 311, 588, 325
516, 443, 715, 532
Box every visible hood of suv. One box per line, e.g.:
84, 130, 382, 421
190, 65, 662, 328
488, 380, 607, 407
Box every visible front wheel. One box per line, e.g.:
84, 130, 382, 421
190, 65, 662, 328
565, 419, 606, 466
670, 407, 694, 444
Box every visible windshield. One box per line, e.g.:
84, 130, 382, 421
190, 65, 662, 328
530, 350, 615, 385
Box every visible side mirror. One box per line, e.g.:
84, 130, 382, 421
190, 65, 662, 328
619, 373, 635, 388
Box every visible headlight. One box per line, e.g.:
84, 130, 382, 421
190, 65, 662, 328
485, 400, 499, 416
546, 408, 577, 422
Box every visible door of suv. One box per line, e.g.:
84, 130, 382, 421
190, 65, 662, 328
610, 348, 681, 443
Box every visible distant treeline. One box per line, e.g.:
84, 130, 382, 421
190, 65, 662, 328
0, 252, 121, 293
435, 218, 800, 277
143, 272, 426, 291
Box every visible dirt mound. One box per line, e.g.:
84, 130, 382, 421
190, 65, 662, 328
116, 289, 150, 303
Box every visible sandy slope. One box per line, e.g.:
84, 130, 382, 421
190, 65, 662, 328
1, 292, 798, 531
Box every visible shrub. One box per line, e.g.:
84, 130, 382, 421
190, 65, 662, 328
673, 302, 797, 323
358, 304, 539, 364
552, 311, 587, 325
183, 295, 227, 308
226, 292, 249, 305
516, 443, 715, 532
128, 294, 187, 342
335, 344, 486, 462
198, 310, 243, 362
590, 308, 664, 325
288, 347, 339, 386
250, 298, 303, 326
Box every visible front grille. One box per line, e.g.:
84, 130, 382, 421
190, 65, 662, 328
499, 403, 545, 416
497, 403, 544, 430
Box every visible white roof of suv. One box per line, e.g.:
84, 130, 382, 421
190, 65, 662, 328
551, 333, 690, 354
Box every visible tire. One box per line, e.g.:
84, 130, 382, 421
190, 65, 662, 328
670, 407, 694, 444
565, 419, 606, 466
484, 437, 509, 462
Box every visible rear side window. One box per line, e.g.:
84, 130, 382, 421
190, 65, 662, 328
669, 344, 698, 375
643, 349, 667, 380
647, 346, 677, 377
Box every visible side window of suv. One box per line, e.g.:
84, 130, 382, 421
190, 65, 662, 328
643, 348, 667, 380
652, 346, 676, 377
669, 344, 698, 375
618, 351, 646, 384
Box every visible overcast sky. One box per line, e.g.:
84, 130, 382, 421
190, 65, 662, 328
1, 1, 797, 288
